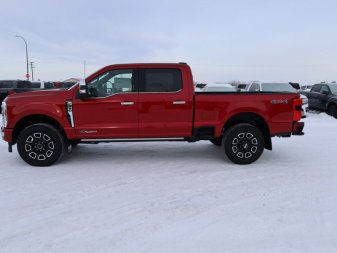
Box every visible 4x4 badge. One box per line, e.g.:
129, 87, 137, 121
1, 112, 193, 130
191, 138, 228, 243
271, 99, 288, 104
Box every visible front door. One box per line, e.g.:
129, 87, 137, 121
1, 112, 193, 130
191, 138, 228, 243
73, 68, 139, 139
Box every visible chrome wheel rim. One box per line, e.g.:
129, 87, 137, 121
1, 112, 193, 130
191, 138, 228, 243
231, 132, 259, 159
24, 132, 55, 161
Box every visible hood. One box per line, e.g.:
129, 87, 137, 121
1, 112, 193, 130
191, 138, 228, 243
8, 89, 64, 98
5, 87, 76, 105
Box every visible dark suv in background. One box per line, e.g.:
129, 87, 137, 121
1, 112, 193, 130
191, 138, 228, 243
1, 80, 32, 104
301, 83, 337, 118
0, 80, 56, 106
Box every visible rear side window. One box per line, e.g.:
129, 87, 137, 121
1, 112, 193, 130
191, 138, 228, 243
143, 68, 182, 92
320, 85, 330, 93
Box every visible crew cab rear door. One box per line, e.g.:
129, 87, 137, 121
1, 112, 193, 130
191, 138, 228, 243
73, 68, 139, 139
138, 67, 193, 137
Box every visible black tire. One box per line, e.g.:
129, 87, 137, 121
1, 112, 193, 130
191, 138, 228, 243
223, 123, 265, 165
71, 140, 80, 147
17, 123, 64, 166
210, 137, 222, 146
327, 104, 337, 119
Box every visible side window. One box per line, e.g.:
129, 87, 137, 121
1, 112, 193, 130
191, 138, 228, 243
249, 83, 260, 92
143, 68, 182, 92
311, 84, 321, 92
87, 69, 134, 97
320, 85, 330, 94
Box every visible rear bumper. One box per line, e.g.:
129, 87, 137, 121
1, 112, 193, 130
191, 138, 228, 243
292, 121, 305, 135
1, 127, 13, 142
302, 103, 308, 118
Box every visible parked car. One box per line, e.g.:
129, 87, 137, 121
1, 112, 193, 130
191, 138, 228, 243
237, 84, 247, 91
198, 83, 236, 92
301, 85, 313, 91
194, 83, 207, 92
0, 80, 57, 107
0, 80, 34, 105
301, 83, 337, 118
245, 82, 308, 118
1, 63, 304, 166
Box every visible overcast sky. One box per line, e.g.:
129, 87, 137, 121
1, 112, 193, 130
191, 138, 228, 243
1, 0, 337, 84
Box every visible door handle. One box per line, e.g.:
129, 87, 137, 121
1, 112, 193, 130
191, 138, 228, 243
172, 101, 186, 105
121, 102, 134, 106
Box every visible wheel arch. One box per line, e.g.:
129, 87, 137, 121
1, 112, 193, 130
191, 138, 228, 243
327, 101, 337, 110
12, 114, 66, 144
222, 112, 272, 150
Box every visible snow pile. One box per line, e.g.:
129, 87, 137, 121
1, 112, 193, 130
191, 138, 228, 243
1, 113, 337, 253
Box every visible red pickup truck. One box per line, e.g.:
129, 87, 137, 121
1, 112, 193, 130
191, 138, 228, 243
1, 63, 304, 166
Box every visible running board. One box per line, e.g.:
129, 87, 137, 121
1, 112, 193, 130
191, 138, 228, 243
80, 138, 186, 143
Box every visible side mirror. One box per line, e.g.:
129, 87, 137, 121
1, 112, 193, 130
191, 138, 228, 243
321, 90, 329, 95
78, 79, 88, 99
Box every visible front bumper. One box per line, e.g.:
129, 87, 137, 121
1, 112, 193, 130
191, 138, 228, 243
1, 127, 13, 142
292, 121, 305, 135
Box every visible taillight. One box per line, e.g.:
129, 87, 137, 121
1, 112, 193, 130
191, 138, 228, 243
293, 98, 302, 121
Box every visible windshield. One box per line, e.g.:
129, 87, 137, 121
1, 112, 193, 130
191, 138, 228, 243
328, 84, 337, 94
261, 83, 295, 92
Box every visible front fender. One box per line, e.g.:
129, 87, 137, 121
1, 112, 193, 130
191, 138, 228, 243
8, 103, 65, 129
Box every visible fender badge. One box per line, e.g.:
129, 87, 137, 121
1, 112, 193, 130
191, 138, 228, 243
271, 99, 288, 104
80, 130, 98, 134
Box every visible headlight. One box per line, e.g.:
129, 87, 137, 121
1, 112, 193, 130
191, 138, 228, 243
1, 101, 8, 128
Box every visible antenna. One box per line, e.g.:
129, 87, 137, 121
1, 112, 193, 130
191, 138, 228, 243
84, 60, 86, 78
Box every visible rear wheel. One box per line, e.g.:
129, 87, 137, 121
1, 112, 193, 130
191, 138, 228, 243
223, 123, 265, 165
327, 104, 337, 118
17, 123, 64, 166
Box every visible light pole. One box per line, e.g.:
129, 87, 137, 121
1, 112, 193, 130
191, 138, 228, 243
15, 35, 29, 81
29, 61, 35, 81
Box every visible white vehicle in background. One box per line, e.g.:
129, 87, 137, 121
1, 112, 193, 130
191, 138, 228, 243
198, 83, 236, 92
245, 82, 308, 118
301, 85, 313, 91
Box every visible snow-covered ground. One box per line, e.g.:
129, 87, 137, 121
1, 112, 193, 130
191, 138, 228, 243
1, 113, 337, 253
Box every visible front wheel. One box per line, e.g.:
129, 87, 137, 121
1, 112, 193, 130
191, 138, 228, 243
17, 123, 64, 166
223, 123, 265, 165
327, 104, 337, 118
